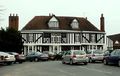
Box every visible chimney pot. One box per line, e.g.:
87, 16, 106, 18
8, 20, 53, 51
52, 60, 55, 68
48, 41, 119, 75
9, 13, 19, 31
101, 13, 103, 17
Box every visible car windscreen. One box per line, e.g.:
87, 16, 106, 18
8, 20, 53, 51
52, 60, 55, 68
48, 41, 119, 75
86, 50, 92, 54
93, 51, 103, 54
7, 52, 18, 55
35, 52, 42, 55
118, 51, 120, 56
73, 51, 85, 55
6, 52, 13, 55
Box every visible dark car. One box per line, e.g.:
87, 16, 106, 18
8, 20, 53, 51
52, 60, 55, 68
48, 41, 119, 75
26, 52, 49, 62
103, 49, 120, 67
26, 52, 42, 62
55, 51, 67, 60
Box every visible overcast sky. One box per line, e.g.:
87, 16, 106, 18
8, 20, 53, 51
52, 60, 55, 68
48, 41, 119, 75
0, 0, 120, 35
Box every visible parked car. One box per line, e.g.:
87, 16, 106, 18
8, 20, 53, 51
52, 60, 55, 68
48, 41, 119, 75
48, 52, 56, 60
62, 50, 88, 65
40, 52, 49, 61
0, 51, 15, 65
103, 49, 120, 67
86, 50, 104, 63
7, 52, 26, 63
26, 52, 49, 62
0, 55, 4, 64
26, 52, 42, 62
55, 51, 67, 60
103, 50, 113, 56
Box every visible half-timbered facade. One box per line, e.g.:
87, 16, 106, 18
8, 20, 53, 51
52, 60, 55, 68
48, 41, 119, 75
20, 14, 106, 55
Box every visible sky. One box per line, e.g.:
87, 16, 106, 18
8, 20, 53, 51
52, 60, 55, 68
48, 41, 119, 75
0, 0, 120, 35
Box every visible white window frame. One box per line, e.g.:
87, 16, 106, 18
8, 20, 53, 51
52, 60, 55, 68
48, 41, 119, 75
71, 19, 79, 29
29, 34, 33, 42
51, 33, 61, 43
75, 34, 79, 42
48, 16, 59, 28
91, 34, 95, 43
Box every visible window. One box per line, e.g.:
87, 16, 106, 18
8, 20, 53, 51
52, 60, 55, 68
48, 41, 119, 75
71, 19, 79, 29
91, 34, 95, 43
22, 34, 27, 42
29, 34, 33, 42
66, 51, 71, 55
48, 16, 59, 28
73, 51, 85, 55
51, 33, 61, 43
43, 33, 51, 43
61, 33, 67, 43
43, 38, 50, 43
115, 40, 119, 44
118, 51, 120, 56
113, 50, 120, 56
97, 34, 104, 43
43, 33, 51, 38
75, 34, 80, 42
111, 51, 116, 56
61, 33, 67, 38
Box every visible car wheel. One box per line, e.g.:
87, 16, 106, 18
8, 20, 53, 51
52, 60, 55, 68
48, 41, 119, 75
14, 61, 16, 64
19, 61, 23, 64
62, 59, 65, 64
117, 60, 120, 67
7, 62, 12, 65
70, 59, 73, 65
89, 58, 93, 63
103, 59, 108, 65
30, 60, 33, 62
34, 58, 39, 62
84, 62, 88, 65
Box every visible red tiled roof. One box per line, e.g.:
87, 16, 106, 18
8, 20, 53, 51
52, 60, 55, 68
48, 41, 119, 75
21, 15, 100, 31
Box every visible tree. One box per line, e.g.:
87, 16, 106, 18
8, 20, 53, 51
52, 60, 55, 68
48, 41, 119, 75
0, 27, 23, 54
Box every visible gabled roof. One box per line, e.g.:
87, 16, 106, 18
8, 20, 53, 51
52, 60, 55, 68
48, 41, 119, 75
107, 33, 120, 45
21, 15, 101, 32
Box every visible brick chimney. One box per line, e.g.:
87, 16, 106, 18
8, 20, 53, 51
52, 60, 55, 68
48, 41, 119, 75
9, 14, 19, 31
100, 14, 105, 32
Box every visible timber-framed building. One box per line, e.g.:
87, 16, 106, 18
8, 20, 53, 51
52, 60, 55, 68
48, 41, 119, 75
9, 14, 106, 55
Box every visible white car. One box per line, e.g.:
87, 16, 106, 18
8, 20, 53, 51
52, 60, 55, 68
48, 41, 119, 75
62, 50, 88, 65
0, 55, 4, 63
86, 50, 104, 63
7, 52, 26, 63
0, 51, 16, 65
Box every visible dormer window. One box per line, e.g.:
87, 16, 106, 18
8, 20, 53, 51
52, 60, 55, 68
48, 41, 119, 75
115, 40, 119, 44
48, 16, 59, 28
71, 19, 79, 29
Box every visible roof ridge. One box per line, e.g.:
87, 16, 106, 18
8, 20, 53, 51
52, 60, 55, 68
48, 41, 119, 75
108, 33, 120, 37
35, 15, 85, 18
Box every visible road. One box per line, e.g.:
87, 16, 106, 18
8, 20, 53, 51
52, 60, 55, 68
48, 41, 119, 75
0, 61, 120, 76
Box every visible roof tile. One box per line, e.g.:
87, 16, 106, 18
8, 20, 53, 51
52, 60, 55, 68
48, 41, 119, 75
22, 15, 100, 31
